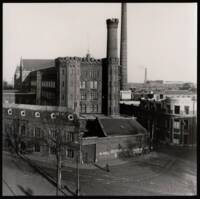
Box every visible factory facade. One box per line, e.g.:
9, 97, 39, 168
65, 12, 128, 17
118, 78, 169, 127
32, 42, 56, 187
3, 4, 150, 163
14, 18, 123, 116
3, 104, 148, 164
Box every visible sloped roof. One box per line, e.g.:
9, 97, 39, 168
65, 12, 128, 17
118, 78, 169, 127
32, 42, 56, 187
98, 118, 147, 136
22, 59, 55, 71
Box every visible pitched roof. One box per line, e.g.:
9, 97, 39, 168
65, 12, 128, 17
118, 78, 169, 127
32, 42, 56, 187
98, 118, 147, 136
22, 59, 55, 71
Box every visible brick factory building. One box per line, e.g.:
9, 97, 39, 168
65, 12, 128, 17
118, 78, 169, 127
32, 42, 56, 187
3, 104, 148, 164
14, 18, 121, 116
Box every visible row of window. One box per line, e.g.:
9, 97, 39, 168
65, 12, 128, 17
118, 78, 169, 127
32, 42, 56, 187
80, 81, 98, 89
81, 70, 100, 79
81, 91, 98, 100
144, 103, 190, 115
174, 105, 190, 114
41, 90, 55, 99
80, 104, 98, 113
42, 81, 56, 88
33, 144, 75, 159
173, 119, 189, 130
17, 126, 75, 143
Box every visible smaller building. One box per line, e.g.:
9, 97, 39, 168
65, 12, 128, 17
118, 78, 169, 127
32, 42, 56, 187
120, 91, 197, 147
3, 104, 149, 164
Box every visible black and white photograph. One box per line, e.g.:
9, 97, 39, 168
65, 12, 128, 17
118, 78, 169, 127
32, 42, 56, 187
2, 2, 197, 196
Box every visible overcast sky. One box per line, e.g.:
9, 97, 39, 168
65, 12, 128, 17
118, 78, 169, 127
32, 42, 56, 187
3, 3, 197, 84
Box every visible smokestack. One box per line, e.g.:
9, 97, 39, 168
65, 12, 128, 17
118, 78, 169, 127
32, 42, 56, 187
105, 18, 119, 116
144, 67, 147, 84
106, 18, 119, 58
120, 2, 127, 90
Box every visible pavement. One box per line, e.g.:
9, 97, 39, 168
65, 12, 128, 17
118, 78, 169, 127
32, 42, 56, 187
3, 145, 197, 196
2, 153, 66, 196
6, 150, 172, 171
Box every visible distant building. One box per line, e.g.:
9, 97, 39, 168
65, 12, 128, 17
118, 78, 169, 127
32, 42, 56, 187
120, 91, 197, 147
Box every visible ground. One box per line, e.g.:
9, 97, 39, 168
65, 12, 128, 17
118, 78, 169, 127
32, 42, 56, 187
2, 145, 197, 196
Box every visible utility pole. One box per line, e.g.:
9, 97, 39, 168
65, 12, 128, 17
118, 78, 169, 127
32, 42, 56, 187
76, 131, 84, 196
56, 130, 62, 196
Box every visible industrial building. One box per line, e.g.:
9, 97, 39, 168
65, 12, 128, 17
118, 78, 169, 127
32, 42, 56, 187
3, 3, 150, 164
120, 91, 197, 147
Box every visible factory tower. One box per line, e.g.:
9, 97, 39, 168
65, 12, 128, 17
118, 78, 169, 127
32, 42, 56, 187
120, 2, 127, 90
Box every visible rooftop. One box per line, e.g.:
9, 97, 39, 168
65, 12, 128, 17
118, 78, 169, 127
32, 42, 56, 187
98, 117, 147, 136
22, 59, 55, 71
3, 103, 73, 112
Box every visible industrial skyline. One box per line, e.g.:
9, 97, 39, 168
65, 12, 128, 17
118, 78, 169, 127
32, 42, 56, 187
3, 3, 197, 84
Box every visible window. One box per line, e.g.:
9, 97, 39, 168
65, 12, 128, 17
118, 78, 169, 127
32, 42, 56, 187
167, 105, 171, 113
50, 146, 56, 154
67, 149, 74, 158
174, 120, 180, 129
81, 92, 87, 100
62, 81, 64, 87
174, 106, 180, 114
80, 81, 86, 89
35, 128, 41, 137
80, 104, 86, 113
50, 129, 56, 138
184, 120, 189, 130
173, 134, 180, 139
90, 81, 94, 89
92, 104, 98, 112
94, 81, 97, 89
62, 95, 65, 100
160, 94, 163, 99
184, 106, 189, 115
62, 69, 64, 75
35, 143, 40, 152
90, 92, 97, 100
67, 132, 74, 142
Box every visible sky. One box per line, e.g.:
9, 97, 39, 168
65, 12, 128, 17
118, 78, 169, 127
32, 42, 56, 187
3, 3, 197, 84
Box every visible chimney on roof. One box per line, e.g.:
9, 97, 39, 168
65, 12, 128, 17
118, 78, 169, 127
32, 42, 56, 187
144, 67, 147, 84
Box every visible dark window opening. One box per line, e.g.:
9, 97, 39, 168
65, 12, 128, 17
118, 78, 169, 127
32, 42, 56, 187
174, 134, 180, 139
174, 106, 180, 114
35, 143, 40, 152
184, 120, 189, 130
67, 149, 74, 158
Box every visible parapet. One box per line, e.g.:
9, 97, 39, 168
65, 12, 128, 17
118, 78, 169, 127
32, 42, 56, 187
106, 18, 119, 28
56, 56, 102, 65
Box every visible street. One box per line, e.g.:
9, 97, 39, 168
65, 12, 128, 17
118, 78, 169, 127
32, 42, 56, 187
3, 146, 197, 196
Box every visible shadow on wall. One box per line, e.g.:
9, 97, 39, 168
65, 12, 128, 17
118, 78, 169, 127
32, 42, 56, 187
17, 185, 34, 196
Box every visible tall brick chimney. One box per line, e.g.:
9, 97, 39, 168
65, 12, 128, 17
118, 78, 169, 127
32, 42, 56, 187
120, 2, 127, 90
104, 18, 120, 116
106, 18, 119, 58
